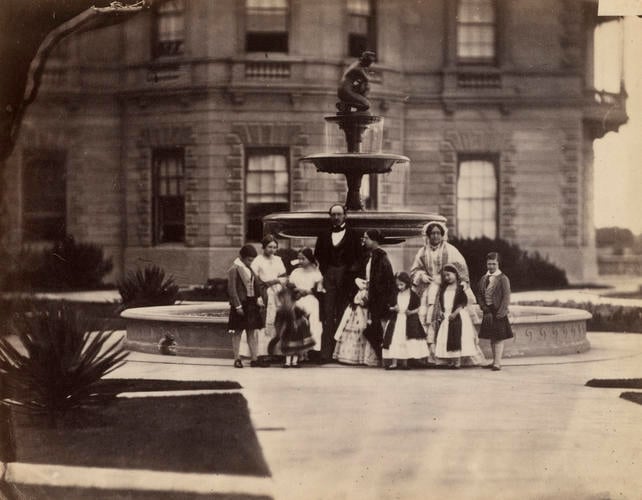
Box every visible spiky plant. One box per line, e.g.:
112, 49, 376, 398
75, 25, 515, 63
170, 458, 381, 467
0, 302, 129, 427
117, 265, 179, 311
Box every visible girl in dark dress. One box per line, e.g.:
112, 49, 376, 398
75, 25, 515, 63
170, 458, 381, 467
477, 252, 514, 371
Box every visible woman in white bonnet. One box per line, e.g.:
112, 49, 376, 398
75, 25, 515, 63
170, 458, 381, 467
410, 221, 471, 356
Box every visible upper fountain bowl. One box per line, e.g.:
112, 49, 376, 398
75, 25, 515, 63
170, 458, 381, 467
302, 152, 409, 175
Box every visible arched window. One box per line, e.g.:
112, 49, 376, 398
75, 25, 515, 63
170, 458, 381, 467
246, 0, 289, 53
246, 150, 290, 240
457, 158, 498, 239
347, 0, 376, 58
456, 0, 496, 63
152, 148, 185, 244
153, 0, 185, 58
22, 151, 66, 242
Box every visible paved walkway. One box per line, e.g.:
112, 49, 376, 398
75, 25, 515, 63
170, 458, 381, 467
105, 332, 642, 500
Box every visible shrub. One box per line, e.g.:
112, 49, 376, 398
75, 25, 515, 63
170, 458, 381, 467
449, 237, 568, 292
117, 265, 179, 310
0, 296, 37, 338
178, 247, 299, 302
0, 303, 129, 427
1, 236, 113, 291
178, 278, 228, 302
596, 227, 634, 248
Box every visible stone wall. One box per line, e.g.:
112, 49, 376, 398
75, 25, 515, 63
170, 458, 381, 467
1, 0, 618, 285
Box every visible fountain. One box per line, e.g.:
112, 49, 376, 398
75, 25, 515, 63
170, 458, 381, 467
263, 50, 445, 242
122, 52, 591, 358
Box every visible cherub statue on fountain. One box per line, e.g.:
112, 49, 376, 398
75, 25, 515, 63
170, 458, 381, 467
336, 51, 376, 114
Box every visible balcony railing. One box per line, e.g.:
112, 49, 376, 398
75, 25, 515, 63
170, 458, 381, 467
154, 40, 184, 58
590, 89, 622, 105
583, 88, 628, 137
457, 71, 501, 89
245, 61, 291, 79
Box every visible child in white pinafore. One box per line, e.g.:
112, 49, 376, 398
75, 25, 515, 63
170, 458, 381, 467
382, 272, 430, 370
432, 262, 485, 369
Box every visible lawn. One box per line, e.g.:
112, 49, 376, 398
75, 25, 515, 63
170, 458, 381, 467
12, 393, 270, 477
6, 485, 272, 500
94, 378, 242, 394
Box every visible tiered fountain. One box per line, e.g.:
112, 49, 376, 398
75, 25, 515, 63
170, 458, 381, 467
263, 51, 445, 242
121, 52, 590, 358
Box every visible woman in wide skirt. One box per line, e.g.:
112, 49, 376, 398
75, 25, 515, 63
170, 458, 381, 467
333, 279, 379, 366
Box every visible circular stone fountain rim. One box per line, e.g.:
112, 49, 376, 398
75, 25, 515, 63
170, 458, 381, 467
121, 304, 591, 325
302, 152, 410, 162
262, 210, 444, 219
121, 303, 230, 324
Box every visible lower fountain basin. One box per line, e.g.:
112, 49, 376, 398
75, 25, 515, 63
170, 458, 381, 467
121, 303, 591, 359
263, 211, 446, 243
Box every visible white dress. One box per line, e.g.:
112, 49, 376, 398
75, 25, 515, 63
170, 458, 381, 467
251, 254, 286, 356
410, 242, 469, 341
289, 266, 323, 350
434, 286, 482, 360
382, 289, 430, 360
333, 289, 380, 366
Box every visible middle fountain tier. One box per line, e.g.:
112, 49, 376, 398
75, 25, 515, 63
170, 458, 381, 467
263, 112, 445, 244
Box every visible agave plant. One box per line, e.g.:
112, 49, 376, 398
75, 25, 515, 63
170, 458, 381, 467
0, 302, 129, 427
117, 264, 179, 311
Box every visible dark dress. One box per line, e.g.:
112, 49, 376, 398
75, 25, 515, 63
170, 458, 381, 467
275, 306, 316, 355
477, 273, 514, 341
228, 298, 263, 331
362, 247, 397, 356
382, 290, 427, 349
227, 262, 266, 331
432, 283, 468, 352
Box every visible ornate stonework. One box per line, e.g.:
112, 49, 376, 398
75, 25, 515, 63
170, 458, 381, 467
560, 124, 581, 247
225, 123, 308, 246
134, 125, 196, 247
439, 129, 517, 239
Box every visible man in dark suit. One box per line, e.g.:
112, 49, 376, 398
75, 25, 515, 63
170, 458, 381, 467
314, 204, 363, 362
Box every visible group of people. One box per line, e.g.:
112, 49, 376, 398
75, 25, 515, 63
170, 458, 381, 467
227, 204, 513, 371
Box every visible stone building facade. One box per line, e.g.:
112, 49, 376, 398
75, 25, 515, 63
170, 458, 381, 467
3, 0, 627, 283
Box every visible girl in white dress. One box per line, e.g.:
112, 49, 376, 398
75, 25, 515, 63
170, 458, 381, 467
382, 272, 430, 370
432, 263, 484, 369
250, 235, 287, 359
288, 247, 324, 353
409, 222, 469, 358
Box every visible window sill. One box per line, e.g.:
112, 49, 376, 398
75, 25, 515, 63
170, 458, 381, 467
151, 242, 188, 248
